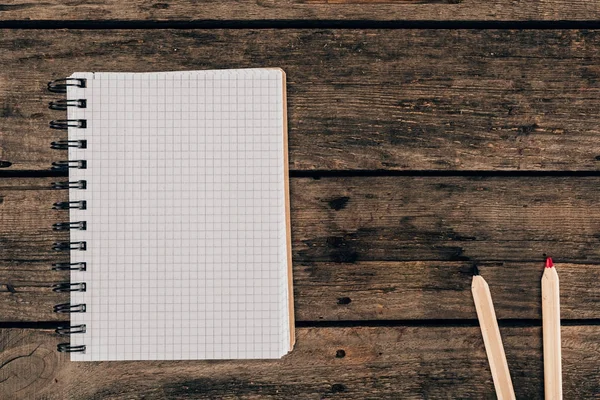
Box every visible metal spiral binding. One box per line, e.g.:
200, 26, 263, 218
52, 262, 87, 271
53, 303, 86, 313
53, 221, 87, 231
49, 119, 87, 129
50, 78, 88, 354
53, 200, 87, 210
49, 99, 87, 110
56, 325, 86, 335
51, 160, 87, 170
47, 78, 86, 93
51, 140, 87, 150
57, 343, 87, 353
52, 180, 87, 190
52, 241, 87, 251
52, 282, 86, 292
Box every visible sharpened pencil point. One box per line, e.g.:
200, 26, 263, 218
472, 265, 480, 276
545, 257, 554, 268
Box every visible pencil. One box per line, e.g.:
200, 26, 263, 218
472, 266, 516, 400
542, 257, 562, 400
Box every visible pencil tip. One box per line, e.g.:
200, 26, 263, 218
472, 265, 480, 276
545, 257, 554, 268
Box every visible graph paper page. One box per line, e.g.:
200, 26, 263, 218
65, 69, 292, 361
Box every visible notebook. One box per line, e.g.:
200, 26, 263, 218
49, 69, 294, 361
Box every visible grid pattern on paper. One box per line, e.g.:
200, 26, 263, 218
66, 69, 289, 361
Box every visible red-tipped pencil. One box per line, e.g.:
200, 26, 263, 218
542, 257, 562, 400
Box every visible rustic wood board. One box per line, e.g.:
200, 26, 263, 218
292, 176, 600, 262
1, 0, 600, 22
2, 178, 599, 322
2, 29, 600, 171
1, 326, 599, 399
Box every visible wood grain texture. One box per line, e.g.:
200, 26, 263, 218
2, 29, 600, 171
293, 176, 600, 262
0, 0, 599, 22
1, 326, 599, 399
2, 178, 599, 322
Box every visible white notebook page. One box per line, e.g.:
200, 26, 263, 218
65, 69, 292, 361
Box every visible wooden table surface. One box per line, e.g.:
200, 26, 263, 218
1, 2, 600, 399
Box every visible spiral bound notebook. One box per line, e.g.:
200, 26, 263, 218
48, 69, 294, 361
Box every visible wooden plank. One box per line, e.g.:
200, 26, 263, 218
0, 0, 599, 22
1, 326, 598, 399
293, 176, 600, 262
295, 261, 600, 321
2, 178, 599, 322
2, 29, 600, 171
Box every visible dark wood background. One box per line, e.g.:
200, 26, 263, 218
1, 2, 600, 399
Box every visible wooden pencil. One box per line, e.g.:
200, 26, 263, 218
472, 266, 516, 400
542, 257, 562, 400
